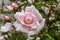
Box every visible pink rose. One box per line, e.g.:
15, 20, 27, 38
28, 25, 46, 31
13, 5, 45, 35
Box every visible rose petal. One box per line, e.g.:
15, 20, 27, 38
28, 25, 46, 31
14, 11, 24, 20
33, 19, 45, 34
28, 19, 45, 35
25, 5, 34, 13
13, 21, 29, 33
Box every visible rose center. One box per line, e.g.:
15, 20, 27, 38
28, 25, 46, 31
24, 15, 34, 24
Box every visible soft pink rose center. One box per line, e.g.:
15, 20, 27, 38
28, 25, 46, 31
24, 14, 34, 24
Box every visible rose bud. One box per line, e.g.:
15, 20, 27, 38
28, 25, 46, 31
6, 3, 18, 11
10, 3, 18, 11
4, 16, 10, 21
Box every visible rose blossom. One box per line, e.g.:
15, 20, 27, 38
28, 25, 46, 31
13, 5, 45, 36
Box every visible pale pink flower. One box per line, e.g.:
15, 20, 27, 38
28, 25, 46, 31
13, 5, 45, 35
